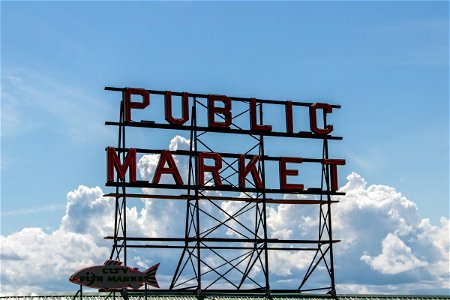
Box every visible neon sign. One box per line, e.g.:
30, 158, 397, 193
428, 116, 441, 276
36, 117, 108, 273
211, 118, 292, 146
106, 88, 345, 194
103, 86, 346, 294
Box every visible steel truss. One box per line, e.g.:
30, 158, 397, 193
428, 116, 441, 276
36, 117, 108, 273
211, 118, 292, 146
104, 87, 344, 296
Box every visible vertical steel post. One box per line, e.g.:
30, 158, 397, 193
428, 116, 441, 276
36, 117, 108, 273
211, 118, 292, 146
119, 94, 127, 265
323, 110, 336, 294
258, 102, 270, 292
193, 98, 201, 292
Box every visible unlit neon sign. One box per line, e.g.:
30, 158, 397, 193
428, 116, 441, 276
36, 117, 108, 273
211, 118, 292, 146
106, 88, 346, 194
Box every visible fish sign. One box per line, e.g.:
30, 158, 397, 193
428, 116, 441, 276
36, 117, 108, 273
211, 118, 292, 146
69, 260, 159, 290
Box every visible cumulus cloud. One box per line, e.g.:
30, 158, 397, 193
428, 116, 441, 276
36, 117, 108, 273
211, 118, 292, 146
0, 136, 191, 295
1, 185, 119, 294
252, 172, 449, 293
0, 184, 178, 295
360, 233, 428, 274
135, 135, 190, 238
1, 226, 110, 294
1, 152, 448, 295
61, 186, 114, 239
334, 173, 449, 294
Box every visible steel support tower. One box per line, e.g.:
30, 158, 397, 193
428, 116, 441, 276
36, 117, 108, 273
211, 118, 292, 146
104, 87, 345, 295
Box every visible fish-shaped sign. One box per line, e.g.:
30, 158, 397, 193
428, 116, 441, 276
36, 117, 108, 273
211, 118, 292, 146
69, 259, 159, 290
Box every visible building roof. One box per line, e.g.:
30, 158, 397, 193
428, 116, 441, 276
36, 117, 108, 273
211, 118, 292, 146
2, 293, 450, 300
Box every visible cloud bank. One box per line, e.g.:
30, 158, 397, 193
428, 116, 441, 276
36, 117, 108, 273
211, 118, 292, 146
1, 137, 448, 295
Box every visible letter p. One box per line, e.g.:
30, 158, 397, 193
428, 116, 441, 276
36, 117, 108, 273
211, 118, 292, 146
124, 88, 150, 122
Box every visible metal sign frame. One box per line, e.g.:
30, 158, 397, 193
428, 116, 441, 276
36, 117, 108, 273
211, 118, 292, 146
103, 87, 345, 296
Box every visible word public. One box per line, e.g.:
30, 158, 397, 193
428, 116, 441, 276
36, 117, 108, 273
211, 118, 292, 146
122, 88, 335, 135
106, 88, 346, 192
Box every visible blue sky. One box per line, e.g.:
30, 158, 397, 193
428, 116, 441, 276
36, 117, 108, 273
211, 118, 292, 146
1, 1, 449, 295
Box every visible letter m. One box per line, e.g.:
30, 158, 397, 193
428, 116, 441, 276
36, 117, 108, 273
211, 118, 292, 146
107, 147, 137, 182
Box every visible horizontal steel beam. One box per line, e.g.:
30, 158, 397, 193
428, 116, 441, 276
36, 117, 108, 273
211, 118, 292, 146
120, 245, 320, 251
105, 182, 345, 196
106, 147, 335, 163
103, 193, 340, 205
104, 236, 340, 244
105, 121, 343, 140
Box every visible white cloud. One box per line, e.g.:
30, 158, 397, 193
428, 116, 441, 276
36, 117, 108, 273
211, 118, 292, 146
1, 167, 448, 295
168, 135, 190, 152
360, 233, 428, 274
0, 227, 110, 294
330, 172, 423, 257
0, 183, 178, 295
267, 195, 318, 240
61, 185, 113, 239
257, 172, 449, 293
334, 173, 449, 293
1, 134, 191, 295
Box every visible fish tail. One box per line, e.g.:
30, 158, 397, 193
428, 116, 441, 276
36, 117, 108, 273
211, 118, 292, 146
144, 263, 160, 288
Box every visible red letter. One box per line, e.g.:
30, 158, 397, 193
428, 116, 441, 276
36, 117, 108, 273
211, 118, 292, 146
309, 103, 334, 135
250, 98, 272, 132
279, 157, 304, 190
323, 159, 346, 191
165, 91, 190, 125
124, 88, 150, 122
285, 101, 293, 133
153, 151, 183, 185
199, 152, 222, 186
208, 95, 232, 128
107, 147, 136, 182
239, 155, 263, 188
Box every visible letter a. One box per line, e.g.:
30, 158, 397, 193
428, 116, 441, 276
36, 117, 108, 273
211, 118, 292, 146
153, 151, 184, 185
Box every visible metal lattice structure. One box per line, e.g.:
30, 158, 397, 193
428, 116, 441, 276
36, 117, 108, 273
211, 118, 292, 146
103, 87, 345, 295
